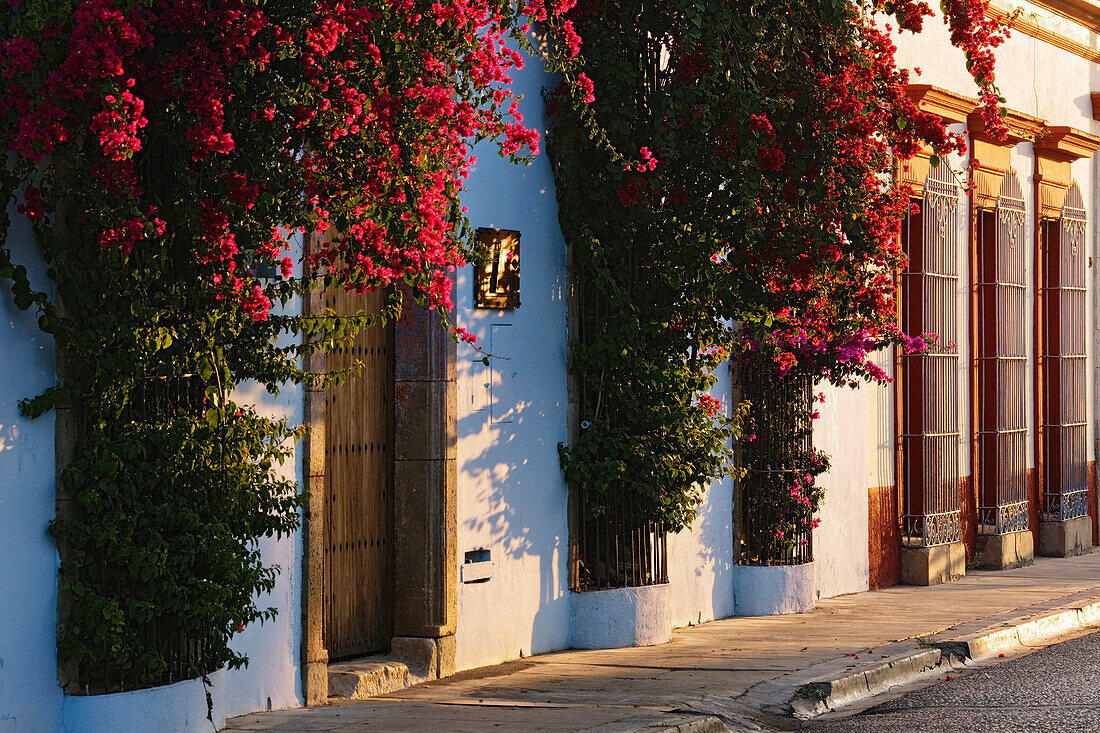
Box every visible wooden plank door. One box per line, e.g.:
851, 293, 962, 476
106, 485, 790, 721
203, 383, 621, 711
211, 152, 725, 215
324, 286, 395, 660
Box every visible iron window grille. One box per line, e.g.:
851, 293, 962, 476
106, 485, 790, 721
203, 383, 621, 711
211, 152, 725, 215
901, 164, 963, 547
739, 361, 815, 566
975, 170, 1029, 535
1040, 182, 1089, 522
574, 489, 669, 591
65, 375, 222, 694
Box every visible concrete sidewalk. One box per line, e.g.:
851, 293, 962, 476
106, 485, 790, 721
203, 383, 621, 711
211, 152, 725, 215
226, 552, 1100, 732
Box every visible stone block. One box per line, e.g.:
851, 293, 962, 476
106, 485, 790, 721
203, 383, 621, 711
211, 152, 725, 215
732, 562, 816, 616
570, 584, 672, 649
389, 634, 456, 679
393, 458, 457, 636
303, 393, 325, 478
391, 636, 438, 677
303, 659, 329, 706
900, 541, 966, 586
328, 659, 414, 699
978, 529, 1034, 570
1039, 515, 1093, 558
435, 633, 457, 678
394, 287, 457, 382
394, 380, 456, 461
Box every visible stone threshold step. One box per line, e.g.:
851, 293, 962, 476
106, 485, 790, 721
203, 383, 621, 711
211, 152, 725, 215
328, 636, 455, 700
328, 656, 426, 700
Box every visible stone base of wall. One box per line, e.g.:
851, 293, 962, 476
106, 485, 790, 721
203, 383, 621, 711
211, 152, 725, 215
978, 529, 1034, 570
569, 584, 671, 649
1039, 515, 1093, 558
732, 562, 815, 616
900, 542, 966, 586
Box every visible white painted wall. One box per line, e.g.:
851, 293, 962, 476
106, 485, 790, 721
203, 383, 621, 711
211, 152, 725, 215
453, 49, 573, 671
893, 3, 1100, 131
813, 382, 871, 598
0, 204, 63, 733
666, 366, 737, 627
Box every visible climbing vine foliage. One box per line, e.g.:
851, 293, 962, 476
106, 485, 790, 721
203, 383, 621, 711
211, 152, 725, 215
551, 0, 1009, 542
0, 0, 589, 686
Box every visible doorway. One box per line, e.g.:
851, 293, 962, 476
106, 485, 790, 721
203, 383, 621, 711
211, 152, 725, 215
323, 286, 395, 659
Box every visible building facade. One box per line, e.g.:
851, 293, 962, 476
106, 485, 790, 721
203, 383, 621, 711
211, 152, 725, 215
3, 2, 1100, 731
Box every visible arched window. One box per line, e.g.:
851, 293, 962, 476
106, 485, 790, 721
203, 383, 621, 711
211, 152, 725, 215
975, 169, 1029, 535
901, 162, 962, 547
1040, 182, 1088, 521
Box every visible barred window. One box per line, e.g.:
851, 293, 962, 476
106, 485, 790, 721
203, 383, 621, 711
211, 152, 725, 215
975, 170, 1029, 535
1040, 182, 1089, 521
900, 164, 962, 547
739, 362, 815, 566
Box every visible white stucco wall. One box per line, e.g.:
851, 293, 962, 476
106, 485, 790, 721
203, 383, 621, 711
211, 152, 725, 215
666, 366, 737, 627
813, 382, 871, 599
453, 49, 573, 671
893, 3, 1100, 131
0, 222, 307, 732
0, 205, 63, 733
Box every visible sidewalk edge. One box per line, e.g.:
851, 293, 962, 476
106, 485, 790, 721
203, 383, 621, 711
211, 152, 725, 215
790, 595, 1100, 719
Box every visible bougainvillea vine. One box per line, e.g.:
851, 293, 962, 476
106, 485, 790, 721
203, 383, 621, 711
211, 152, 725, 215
0, 0, 600, 686
550, 0, 1009, 547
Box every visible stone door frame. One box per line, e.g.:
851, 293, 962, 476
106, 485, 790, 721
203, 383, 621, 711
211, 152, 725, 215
301, 238, 457, 704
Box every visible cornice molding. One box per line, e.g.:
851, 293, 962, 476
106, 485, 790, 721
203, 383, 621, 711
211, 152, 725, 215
1034, 124, 1100, 159
967, 107, 1046, 143
988, 1, 1100, 63
967, 107, 1045, 209
906, 84, 979, 123
1029, 0, 1100, 32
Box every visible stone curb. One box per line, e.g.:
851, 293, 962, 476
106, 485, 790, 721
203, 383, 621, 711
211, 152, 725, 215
790, 596, 1100, 719
626, 716, 735, 733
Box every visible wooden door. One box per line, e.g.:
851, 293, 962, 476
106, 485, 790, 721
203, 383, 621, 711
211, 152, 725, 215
324, 287, 394, 660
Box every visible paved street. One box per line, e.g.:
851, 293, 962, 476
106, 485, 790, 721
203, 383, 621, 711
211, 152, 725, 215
227, 554, 1100, 732
805, 629, 1100, 733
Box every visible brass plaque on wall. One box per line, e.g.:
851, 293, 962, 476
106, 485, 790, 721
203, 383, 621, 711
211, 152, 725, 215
475, 227, 520, 308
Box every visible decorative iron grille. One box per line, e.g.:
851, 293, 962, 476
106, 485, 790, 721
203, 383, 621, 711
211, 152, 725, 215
569, 262, 669, 591
115, 374, 207, 427
739, 362, 815, 565
574, 488, 668, 591
566, 29, 672, 593
1041, 182, 1089, 522
901, 165, 963, 547
66, 375, 222, 694
976, 171, 1029, 535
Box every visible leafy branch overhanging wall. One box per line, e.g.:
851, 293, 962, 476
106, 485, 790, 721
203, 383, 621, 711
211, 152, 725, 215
549, 0, 1011, 554
0, 0, 599, 688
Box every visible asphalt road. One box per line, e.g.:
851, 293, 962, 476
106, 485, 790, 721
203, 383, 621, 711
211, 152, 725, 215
802, 629, 1100, 733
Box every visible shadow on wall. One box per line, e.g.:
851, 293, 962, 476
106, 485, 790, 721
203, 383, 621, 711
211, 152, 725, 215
0, 258, 64, 730
695, 474, 735, 619
664, 373, 737, 622
456, 352, 569, 652
457, 395, 536, 562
